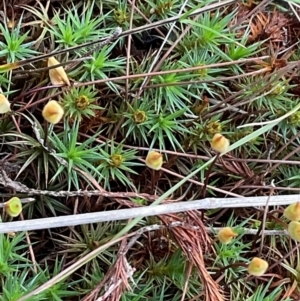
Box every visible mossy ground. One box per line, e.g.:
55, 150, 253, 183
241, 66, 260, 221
0, 1, 300, 300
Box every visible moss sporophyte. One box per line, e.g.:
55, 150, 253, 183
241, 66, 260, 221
110, 154, 123, 167
4, 197, 22, 217
284, 202, 300, 221
211, 133, 230, 153
145, 151, 163, 170
42, 100, 64, 124
75, 95, 90, 110
0, 94, 11, 113
133, 110, 147, 124
247, 257, 269, 276
217, 227, 238, 244
48, 56, 70, 86
288, 221, 300, 242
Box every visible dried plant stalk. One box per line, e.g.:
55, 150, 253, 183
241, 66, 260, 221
0, 194, 298, 233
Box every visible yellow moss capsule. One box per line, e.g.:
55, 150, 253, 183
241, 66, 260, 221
284, 202, 300, 221
247, 257, 268, 276
0, 94, 11, 113
4, 197, 22, 217
145, 151, 163, 170
288, 221, 300, 241
211, 133, 230, 153
48, 56, 70, 86
42, 100, 64, 124
217, 227, 238, 244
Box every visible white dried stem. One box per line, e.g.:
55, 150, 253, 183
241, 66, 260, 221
0, 194, 297, 234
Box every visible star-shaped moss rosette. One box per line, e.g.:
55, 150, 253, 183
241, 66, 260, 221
217, 227, 238, 244
4, 197, 22, 217
284, 202, 300, 221
247, 257, 269, 276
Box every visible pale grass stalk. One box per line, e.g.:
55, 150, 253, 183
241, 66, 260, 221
0, 194, 298, 234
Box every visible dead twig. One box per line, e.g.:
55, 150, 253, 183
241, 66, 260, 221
0, 194, 296, 234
